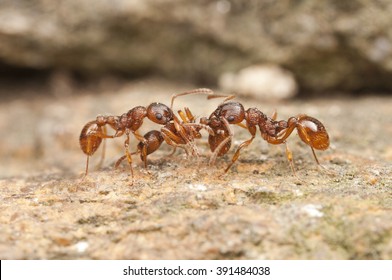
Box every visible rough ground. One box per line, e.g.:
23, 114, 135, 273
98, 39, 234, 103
0, 78, 391, 259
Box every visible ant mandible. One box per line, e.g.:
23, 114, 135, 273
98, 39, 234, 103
198, 95, 330, 176
79, 88, 213, 184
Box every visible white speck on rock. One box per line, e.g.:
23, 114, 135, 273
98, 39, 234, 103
302, 204, 324, 218
188, 184, 207, 191
293, 189, 304, 197
74, 241, 89, 253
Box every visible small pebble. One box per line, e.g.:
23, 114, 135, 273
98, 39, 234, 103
219, 64, 298, 100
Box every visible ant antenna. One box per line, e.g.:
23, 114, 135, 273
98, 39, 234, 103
170, 88, 214, 110
207, 94, 236, 104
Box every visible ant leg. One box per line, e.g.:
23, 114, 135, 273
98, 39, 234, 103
310, 146, 337, 175
178, 109, 190, 123
271, 109, 277, 120
209, 118, 233, 165
173, 116, 199, 157
184, 107, 195, 122
133, 132, 148, 168
295, 121, 334, 175
284, 142, 304, 182
224, 126, 256, 173
183, 123, 215, 136
161, 128, 189, 154
83, 156, 90, 177
310, 146, 321, 165
124, 133, 134, 185
224, 136, 255, 173
96, 126, 107, 170
167, 147, 177, 157
115, 151, 139, 169
285, 142, 296, 175
236, 122, 248, 129
114, 155, 126, 169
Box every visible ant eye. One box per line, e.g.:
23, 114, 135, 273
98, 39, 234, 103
227, 116, 235, 122
156, 113, 163, 120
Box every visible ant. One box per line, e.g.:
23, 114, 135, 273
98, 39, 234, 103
198, 95, 330, 176
115, 100, 213, 168
79, 88, 213, 184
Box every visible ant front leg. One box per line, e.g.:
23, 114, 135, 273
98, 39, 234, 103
161, 127, 190, 155
173, 115, 199, 157
132, 131, 149, 168
209, 117, 233, 166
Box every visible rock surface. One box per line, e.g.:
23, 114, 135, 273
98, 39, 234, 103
0, 79, 391, 259
1, 0, 392, 92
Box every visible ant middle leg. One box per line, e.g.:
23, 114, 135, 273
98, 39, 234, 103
161, 127, 191, 155
132, 131, 149, 168
95, 126, 107, 170
224, 126, 257, 173
123, 132, 134, 185
284, 141, 297, 178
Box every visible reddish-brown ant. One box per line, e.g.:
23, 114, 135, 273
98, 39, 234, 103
79, 88, 213, 184
198, 96, 330, 176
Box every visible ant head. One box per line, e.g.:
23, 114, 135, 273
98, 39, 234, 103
147, 103, 173, 125
214, 102, 245, 124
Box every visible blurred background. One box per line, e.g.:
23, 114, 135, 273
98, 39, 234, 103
1, 0, 392, 260
2, 0, 392, 95
0, 0, 391, 177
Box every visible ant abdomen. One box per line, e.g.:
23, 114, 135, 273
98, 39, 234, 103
137, 130, 164, 161
208, 130, 231, 156
296, 115, 330, 150
79, 121, 103, 156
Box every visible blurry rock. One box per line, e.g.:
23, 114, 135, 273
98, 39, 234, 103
1, 0, 392, 92
49, 70, 74, 98
219, 64, 298, 100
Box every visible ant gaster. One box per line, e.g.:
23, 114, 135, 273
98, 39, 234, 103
199, 96, 330, 175
79, 88, 213, 184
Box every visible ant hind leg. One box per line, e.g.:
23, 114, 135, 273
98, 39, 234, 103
95, 126, 107, 170
284, 142, 304, 182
